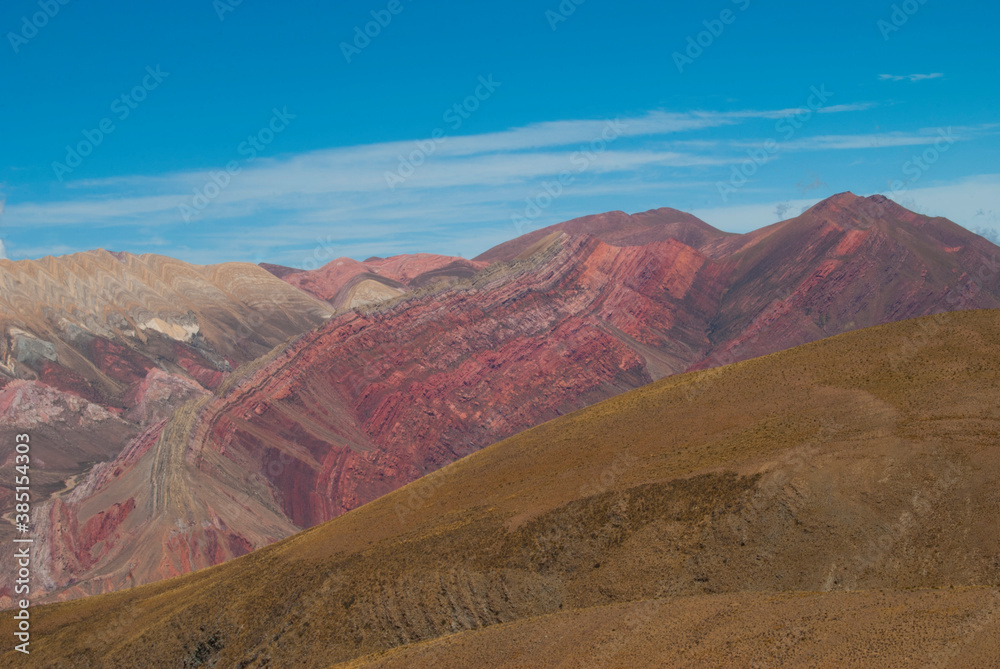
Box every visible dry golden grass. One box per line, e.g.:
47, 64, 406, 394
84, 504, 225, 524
334, 588, 1000, 668
3, 309, 1000, 667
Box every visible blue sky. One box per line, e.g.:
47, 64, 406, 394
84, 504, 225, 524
1, 0, 998, 266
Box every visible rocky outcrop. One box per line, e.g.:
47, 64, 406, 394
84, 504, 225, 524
0, 381, 138, 608
123, 368, 212, 425
33, 234, 713, 600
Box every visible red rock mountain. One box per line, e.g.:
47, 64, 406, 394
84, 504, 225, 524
25, 193, 1000, 604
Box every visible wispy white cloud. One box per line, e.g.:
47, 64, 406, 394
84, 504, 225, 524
3, 243, 75, 260
669, 124, 998, 153
782, 125, 997, 150
786, 133, 945, 150
883, 173, 1000, 229
878, 73, 945, 82
10, 101, 998, 264
690, 174, 1000, 235
691, 198, 822, 233
817, 103, 880, 113
4, 106, 882, 210
5, 106, 880, 232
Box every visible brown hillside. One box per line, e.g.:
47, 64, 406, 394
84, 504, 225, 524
336, 588, 1000, 668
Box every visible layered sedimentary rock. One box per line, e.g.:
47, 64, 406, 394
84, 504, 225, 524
30, 193, 1000, 602
0, 251, 334, 604
0, 381, 140, 609
693, 193, 1000, 367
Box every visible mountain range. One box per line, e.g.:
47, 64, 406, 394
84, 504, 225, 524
5, 307, 998, 667
1, 192, 999, 607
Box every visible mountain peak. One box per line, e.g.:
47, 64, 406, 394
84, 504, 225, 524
795, 192, 923, 232
476, 207, 725, 263
822, 191, 862, 205
803, 191, 865, 216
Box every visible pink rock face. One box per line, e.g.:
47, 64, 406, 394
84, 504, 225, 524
0, 381, 129, 439
264, 254, 488, 307
211, 236, 710, 528
267, 257, 370, 303
172, 343, 228, 391
123, 368, 212, 425
364, 253, 489, 286
89, 337, 157, 388
24, 193, 1000, 603
0, 381, 139, 608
